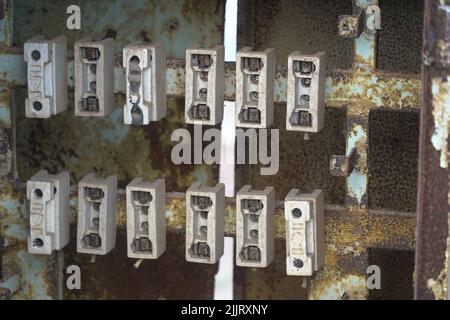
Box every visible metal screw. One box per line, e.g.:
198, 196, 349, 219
33, 101, 43, 111
31, 50, 41, 61
292, 208, 302, 218
293, 258, 304, 268
302, 78, 311, 87
200, 72, 208, 82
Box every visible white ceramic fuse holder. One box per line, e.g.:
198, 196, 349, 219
77, 173, 117, 255
236, 48, 275, 128
27, 170, 70, 254
24, 35, 67, 118
123, 43, 166, 125
284, 189, 324, 276
236, 185, 275, 268
286, 52, 326, 137
185, 45, 224, 125
186, 182, 225, 264
126, 177, 166, 259
74, 38, 115, 117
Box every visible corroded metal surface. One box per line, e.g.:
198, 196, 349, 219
15, 92, 218, 191
238, 0, 354, 69
0, 0, 433, 301
13, 0, 225, 59
414, 0, 450, 300
0, 53, 421, 109
377, 0, 424, 74
369, 109, 420, 212
236, 0, 422, 300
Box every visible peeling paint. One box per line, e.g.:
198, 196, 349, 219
427, 267, 447, 300
310, 274, 367, 300
346, 125, 368, 204
431, 77, 450, 168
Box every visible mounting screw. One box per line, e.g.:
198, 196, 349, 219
31, 50, 41, 61
293, 258, 304, 268
292, 208, 302, 218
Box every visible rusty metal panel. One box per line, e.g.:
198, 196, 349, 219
13, 0, 225, 59
237, 0, 423, 300
1, 0, 446, 301
414, 0, 450, 300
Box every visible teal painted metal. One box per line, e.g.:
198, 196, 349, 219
13, 0, 225, 59
355, 0, 378, 70
346, 124, 368, 205
0, 0, 13, 47
0, 53, 25, 85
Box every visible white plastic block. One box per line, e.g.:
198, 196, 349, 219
236, 185, 275, 268
123, 43, 166, 125
74, 38, 115, 117
186, 182, 225, 264
236, 48, 275, 128
284, 189, 325, 276
126, 177, 166, 259
185, 45, 224, 125
27, 170, 70, 254
286, 52, 326, 133
24, 35, 67, 118
77, 173, 117, 255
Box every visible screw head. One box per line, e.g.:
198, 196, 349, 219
293, 258, 304, 268
292, 208, 302, 218
32, 101, 43, 112
31, 50, 41, 61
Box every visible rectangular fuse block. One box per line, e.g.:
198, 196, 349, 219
236, 48, 275, 128
284, 189, 325, 276
236, 185, 275, 268
123, 43, 166, 125
77, 173, 117, 255
185, 46, 224, 125
27, 170, 70, 254
186, 182, 225, 264
126, 177, 166, 259
74, 38, 115, 117
24, 35, 67, 118
286, 52, 326, 135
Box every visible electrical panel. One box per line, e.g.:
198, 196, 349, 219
24, 35, 67, 118
126, 177, 166, 259
236, 185, 275, 268
27, 170, 70, 255
236, 48, 275, 128
77, 173, 117, 255
185, 182, 225, 264
123, 43, 166, 125
284, 189, 324, 276
185, 46, 224, 125
286, 52, 326, 136
74, 38, 115, 117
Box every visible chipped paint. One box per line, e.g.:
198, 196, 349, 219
431, 77, 450, 168
310, 274, 367, 300
346, 125, 368, 204
427, 267, 447, 300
